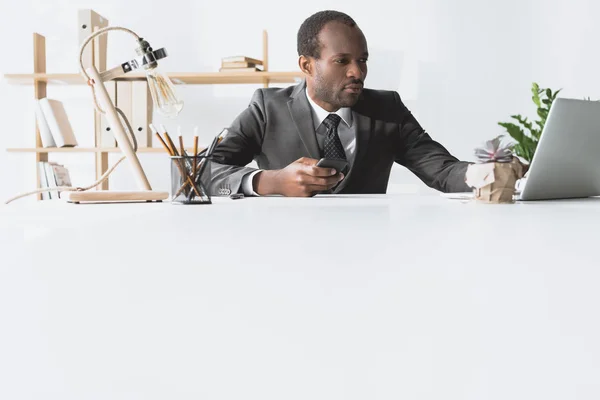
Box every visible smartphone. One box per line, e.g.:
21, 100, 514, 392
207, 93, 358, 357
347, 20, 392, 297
316, 158, 348, 174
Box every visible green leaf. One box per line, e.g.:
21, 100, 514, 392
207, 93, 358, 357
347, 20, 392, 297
518, 132, 537, 161
512, 142, 534, 163
499, 122, 525, 143
499, 82, 561, 163
532, 83, 542, 107
510, 115, 526, 126
553, 89, 562, 99
511, 115, 539, 138
512, 143, 524, 159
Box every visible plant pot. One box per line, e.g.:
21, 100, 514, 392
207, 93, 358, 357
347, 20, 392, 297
466, 158, 525, 204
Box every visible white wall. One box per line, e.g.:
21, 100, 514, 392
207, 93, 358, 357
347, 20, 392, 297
1, 0, 599, 202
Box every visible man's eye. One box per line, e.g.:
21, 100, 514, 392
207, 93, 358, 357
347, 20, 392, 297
359, 59, 368, 63
334, 59, 347, 64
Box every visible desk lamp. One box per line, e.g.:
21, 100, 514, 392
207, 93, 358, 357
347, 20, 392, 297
62, 26, 183, 203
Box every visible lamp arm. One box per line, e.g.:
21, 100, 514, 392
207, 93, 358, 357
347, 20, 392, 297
79, 26, 141, 114
79, 26, 140, 78
80, 26, 150, 191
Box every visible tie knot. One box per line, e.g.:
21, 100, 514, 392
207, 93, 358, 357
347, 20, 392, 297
322, 113, 342, 130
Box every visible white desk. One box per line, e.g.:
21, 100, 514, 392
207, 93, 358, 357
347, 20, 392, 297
1, 193, 599, 400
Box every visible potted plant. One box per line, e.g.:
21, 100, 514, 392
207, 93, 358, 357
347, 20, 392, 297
498, 82, 561, 163
465, 136, 526, 203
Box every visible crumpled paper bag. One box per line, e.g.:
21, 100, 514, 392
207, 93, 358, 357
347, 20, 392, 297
465, 157, 525, 203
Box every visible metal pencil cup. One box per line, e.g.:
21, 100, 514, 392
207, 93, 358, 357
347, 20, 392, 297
170, 155, 212, 204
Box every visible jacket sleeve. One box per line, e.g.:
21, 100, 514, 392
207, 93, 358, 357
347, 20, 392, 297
393, 92, 472, 193
207, 89, 266, 196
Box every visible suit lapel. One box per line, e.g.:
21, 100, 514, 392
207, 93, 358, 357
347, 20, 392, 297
334, 111, 372, 193
287, 80, 321, 159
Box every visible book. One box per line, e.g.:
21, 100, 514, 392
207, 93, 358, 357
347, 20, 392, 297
34, 101, 57, 147
219, 67, 262, 73
115, 81, 133, 145
38, 98, 78, 147
52, 163, 72, 187
37, 161, 73, 200
221, 56, 263, 65
43, 162, 57, 199
50, 162, 73, 199
221, 61, 262, 69
98, 81, 117, 147
131, 81, 153, 147
37, 162, 50, 200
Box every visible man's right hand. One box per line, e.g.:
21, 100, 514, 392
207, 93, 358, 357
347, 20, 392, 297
253, 157, 344, 197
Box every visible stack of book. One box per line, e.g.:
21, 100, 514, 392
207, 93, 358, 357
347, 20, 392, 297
34, 98, 78, 148
219, 56, 263, 72
37, 161, 72, 200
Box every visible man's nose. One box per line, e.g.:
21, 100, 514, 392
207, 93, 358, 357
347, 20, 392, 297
346, 61, 364, 80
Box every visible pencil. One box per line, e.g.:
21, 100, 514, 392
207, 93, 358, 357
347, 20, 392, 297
163, 132, 179, 157
178, 135, 185, 158
164, 131, 202, 199
150, 125, 173, 157
192, 136, 198, 174
155, 132, 172, 156
160, 125, 177, 156
177, 126, 189, 157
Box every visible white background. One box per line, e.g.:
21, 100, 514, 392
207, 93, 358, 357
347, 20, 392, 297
1, 0, 599, 201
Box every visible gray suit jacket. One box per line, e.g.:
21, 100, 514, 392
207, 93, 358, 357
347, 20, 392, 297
208, 80, 471, 195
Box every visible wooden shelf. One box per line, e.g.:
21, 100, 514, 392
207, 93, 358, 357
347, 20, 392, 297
3, 71, 304, 85
6, 147, 200, 154
9, 22, 292, 199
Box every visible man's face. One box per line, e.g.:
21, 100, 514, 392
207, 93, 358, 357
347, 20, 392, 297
306, 21, 368, 111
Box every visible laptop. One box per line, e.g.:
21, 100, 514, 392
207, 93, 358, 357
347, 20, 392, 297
444, 98, 600, 201
518, 98, 600, 200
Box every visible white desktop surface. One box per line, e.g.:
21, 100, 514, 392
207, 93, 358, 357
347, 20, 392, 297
1, 193, 599, 400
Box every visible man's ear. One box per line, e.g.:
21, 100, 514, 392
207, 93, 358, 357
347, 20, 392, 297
298, 55, 313, 76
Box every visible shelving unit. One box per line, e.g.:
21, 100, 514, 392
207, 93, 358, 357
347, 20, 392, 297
6, 147, 198, 153
4, 71, 303, 85
5, 27, 303, 199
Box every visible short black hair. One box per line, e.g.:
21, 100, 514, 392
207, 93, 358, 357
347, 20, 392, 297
297, 10, 357, 59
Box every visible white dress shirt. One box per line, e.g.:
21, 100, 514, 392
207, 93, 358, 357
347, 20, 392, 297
241, 89, 358, 196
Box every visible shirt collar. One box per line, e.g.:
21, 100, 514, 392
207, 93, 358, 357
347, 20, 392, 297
305, 89, 353, 130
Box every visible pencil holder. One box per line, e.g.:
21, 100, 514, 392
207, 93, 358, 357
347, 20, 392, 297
170, 155, 212, 204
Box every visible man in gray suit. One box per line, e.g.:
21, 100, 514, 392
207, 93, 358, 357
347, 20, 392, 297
209, 10, 471, 197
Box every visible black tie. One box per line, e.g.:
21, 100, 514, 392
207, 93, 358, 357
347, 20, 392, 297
322, 114, 346, 161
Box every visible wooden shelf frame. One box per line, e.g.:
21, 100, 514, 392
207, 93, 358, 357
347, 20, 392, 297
6, 147, 200, 153
5, 25, 302, 199
4, 71, 303, 85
